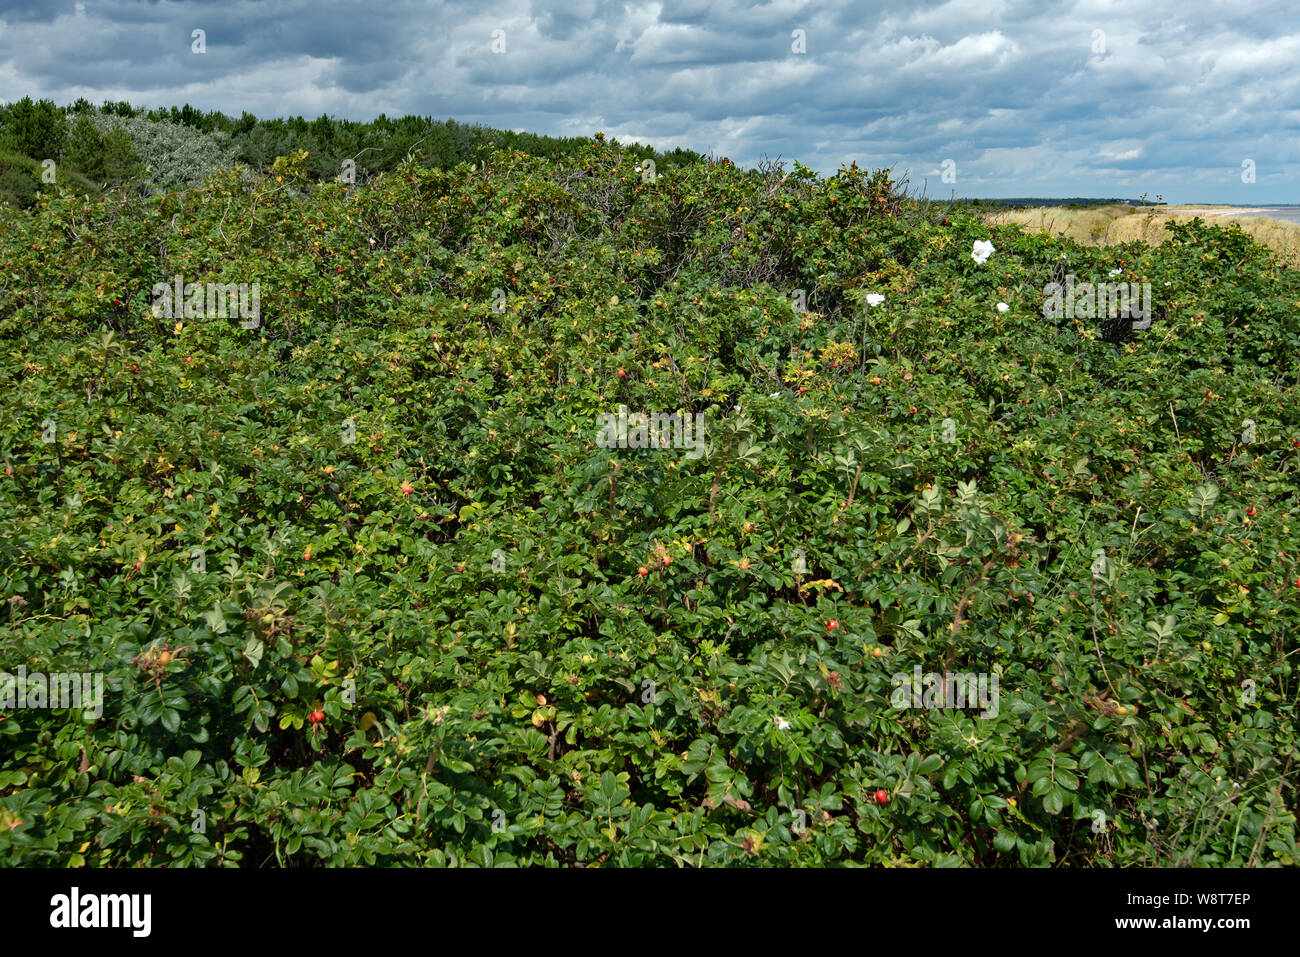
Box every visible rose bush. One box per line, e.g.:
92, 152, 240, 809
0, 135, 1296, 867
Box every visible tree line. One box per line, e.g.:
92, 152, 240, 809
0, 97, 704, 206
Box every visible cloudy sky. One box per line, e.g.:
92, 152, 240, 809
0, 0, 1296, 202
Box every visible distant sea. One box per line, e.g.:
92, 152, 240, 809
1180, 206, 1300, 224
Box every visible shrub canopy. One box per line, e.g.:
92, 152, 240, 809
0, 138, 1297, 867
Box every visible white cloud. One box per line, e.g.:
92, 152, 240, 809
0, 0, 1293, 201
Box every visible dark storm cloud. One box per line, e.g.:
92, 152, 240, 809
0, 0, 1295, 201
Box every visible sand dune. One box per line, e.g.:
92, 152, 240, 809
987, 204, 1300, 266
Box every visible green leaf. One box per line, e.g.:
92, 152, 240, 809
942, 764, 960, 789
160, 708, 180, 734
202, 602, 227, 634
1188, 481, 1220, 518
918, 754, 943, 775
243, 638, 265, 669
1043, 788, 1064, 815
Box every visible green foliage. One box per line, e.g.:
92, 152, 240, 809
0, 152, 40, 207
60, 115, 141, 188
0, 101, 704, 206
0, 134, 1296, 868
0, 149, 99, 208
81, 109, 239, 195
0, 101, 138, 206
0, 97, 66, 161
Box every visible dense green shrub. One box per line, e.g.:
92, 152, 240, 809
81, 110, 240, 195
60, 114, 141, 188
0, 97, 66, 161
0, 139, 1296, 867
0, 154, 40, 207
0, 101, 138, 205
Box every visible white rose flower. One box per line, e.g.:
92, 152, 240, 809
971, 239, 995, 264
996, 302, 1010, 312
865, 293, 885, 307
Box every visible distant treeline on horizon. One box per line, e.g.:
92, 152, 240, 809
0, 97, 706, 206
955, 197, 1167, 208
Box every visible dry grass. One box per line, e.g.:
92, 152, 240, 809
986, 204, 1300, 268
